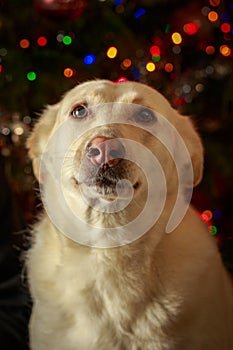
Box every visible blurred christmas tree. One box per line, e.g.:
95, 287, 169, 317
0, 0, 233, 266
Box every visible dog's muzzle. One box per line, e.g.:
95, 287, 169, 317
75, 135, 131, 193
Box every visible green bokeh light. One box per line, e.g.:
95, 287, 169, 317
63, 36, 72, 45
27, 71, 37, 81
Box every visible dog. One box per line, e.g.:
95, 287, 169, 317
27, 80, 233, 350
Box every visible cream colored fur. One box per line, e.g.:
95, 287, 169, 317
27, 80, 233, 350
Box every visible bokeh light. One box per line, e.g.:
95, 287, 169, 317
205, 45, 215, 55
63, 35, 72, 45
220, 12, 231, 22
164, 63, 173, 72
209, 0, 220, 6
56, 33, 64, 42
37, 36, 47, 47
150, 45, 160, 57
220, 44, 231, 56
14, 126, 24, 136
107, 46, 118, 58
27, 71, 37, 81
134, 8, 146, 19
183, 22, 199, 35
213, 209, 222, 220
202, 6, 211, 16
172, 46, 181, 54
115, 77, 128, 83
208, 225, 218, 235
63, 68, 75, 78
208, 11, 219, 22
19, 39, 30, 49
84, 54, 96, 65
221, 23, 231, 33
121, 58, 132, 69
146, 62, 156, 72
195, 83, 205, 92
150, 45, 160, 62
114, 0, 123, 5
201, 210, 213, 222
171, 32, 182, 44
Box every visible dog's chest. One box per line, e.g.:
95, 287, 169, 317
51, 251, 126, 348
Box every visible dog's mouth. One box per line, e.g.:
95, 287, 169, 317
74, 164, 140, 198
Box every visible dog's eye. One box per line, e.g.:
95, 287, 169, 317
135, 108, 157, 124
71, 104, 89, 120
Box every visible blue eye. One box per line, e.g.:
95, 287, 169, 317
135, 108, 157, 124
71, 104, 89, 119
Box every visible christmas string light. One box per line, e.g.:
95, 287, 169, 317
201, 210, 213, 222
171, 32, 182, 45
121, 58, 132, 70
164, 63, 173, 73
220, 44, 231, 56
199, 210, 221, 235
205, 45, 215, 55
208, 225, 218, 235
221, 23, 231, 33
63, 68, 75, 78
115, 77, 128, 83
150, 45, 161, 62
208, 11, 219, 22
27, 71, 37, 81
220, 12, 231, 22
37, 36, 47, 47
84, 54, 96, 65
19, 39, 30, 49
8, 1, 233, 92
57, 33, 64, 42
114, 0, 123, 5
146, 62, 156, 72
63, 35, 72, 45
209, 0, 221, 7
134, 8, 146, 19
183, 22, 199, 35
107, 46, 118, 59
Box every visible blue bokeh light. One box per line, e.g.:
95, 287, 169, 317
84, 54, 96, 65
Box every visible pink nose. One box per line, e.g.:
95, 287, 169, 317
86, 136, 125, 168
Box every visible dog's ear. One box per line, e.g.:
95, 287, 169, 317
174, 110, 204, 187
27, 103, 59, 182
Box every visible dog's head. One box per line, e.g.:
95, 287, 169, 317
27, 80, 203, 246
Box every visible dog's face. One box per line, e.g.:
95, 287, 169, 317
27, 80, 203, 246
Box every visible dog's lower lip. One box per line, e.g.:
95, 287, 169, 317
74, 177, 139, 190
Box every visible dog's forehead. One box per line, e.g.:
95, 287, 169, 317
63, 80, 162, 105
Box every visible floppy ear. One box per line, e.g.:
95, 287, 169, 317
174, 111, 204, 187
27, 103, 59, 181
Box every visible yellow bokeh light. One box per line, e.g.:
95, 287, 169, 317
208, 11, 219, 22
107, 46, 118, 59
171, 32, 182, 45
220, 45, 231, 56
146, 62, 156, 72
